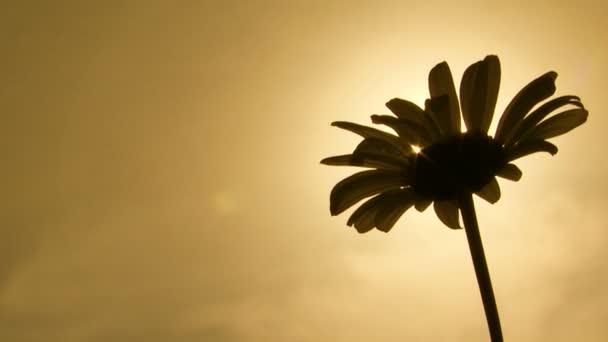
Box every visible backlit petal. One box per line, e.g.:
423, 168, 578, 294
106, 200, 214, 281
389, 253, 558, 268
354, 137, 411, 157
504, 95, 584, 146
320, 154, 407, 170
460, 55, 501, 133
385, 98, 442, 140
433, 200, 462, 229
414, 198, 432, 212
475, 177, 501, 204
428, 62, 461, 135
321, 137, 411, 170
385, 98, 425, 119
507, 140, 558, 161
520, 108, 588, 141
425, 95, 451, 136
371, 115, 432, 146
496, 163, 522, 181
346, 188, 415, 233
495, 71, 557, 141
376, 190, 416, 232
330, 170, 406, 215
346, 195, 380, 233
331, 121, 409, 152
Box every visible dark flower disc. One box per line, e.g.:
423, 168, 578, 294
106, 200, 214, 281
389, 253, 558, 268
411, 132, 506, 200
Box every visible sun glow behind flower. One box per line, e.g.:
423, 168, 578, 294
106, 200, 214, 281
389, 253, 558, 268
2, 2, 605, 342
320, 47, 596, 340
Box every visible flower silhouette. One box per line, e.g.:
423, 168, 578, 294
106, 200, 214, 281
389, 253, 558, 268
321, 55, 588, 341
322, 55, 587, 233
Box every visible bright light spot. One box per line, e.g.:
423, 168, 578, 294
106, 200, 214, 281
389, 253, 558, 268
411, 145, 421, 154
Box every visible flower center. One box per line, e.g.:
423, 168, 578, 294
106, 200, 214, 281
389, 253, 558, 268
411, 132, 506, 200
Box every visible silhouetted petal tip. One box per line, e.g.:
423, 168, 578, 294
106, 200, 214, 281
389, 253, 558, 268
496, 163, 522, 181
495, 71, 558, 141
330, 170, 406, 216
433, 200, 462, 229
460, 55, 501, 134
475, 178, 501, 204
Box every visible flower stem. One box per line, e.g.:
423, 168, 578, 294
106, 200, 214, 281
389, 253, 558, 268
459, 192, 503, 342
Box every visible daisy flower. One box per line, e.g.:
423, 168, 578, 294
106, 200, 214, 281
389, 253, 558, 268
321, 55, 588, 341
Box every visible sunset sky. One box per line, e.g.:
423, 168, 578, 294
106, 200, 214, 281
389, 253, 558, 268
2, 1, 607, 341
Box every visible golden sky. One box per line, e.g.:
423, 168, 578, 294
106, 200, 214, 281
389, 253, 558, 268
1, 1, 607, 341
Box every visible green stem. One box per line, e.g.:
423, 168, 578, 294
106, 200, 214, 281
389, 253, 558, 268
459, 192, 503, 342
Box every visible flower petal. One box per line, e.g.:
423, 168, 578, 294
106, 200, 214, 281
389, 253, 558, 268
507, 140, 558, 161
346, 196, 379, 233
424, 95, 451, 135
428, 62, 461, 135
414, 198, 432, 212
354, 137, 410, 157
495, 71, 558, 141
504, 95, 584, 146
519, 108, 588, 141
496, 163, 522, 181
346, 188, 414, 233
385, 98, 443, 140
331, 121, 409, 152
375, 190, 416, 232
330, 170, 406, 215
320, 154, 406, 170
321, 137, 411, 170
351, 152, 409, 169
370, 115, 432, 146
460, 55, 501, 133
475, 177, 501, 204
385, 98, 425, 119
433, 200, 462, 229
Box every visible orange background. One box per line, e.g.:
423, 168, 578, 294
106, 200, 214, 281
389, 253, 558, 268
1, 1, 606, 340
